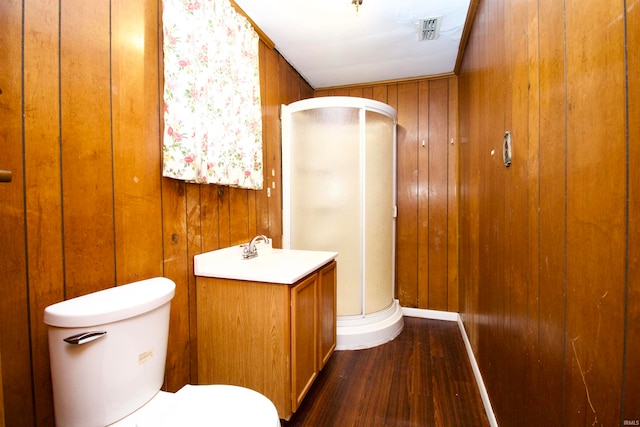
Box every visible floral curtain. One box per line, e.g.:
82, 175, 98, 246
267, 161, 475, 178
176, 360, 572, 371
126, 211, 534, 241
162, 0, 263, 189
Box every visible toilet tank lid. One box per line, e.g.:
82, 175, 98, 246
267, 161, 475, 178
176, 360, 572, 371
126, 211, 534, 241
44, 277, 176, 328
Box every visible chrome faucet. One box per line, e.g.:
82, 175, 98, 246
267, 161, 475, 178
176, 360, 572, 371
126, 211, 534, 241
241, 234, 270, 259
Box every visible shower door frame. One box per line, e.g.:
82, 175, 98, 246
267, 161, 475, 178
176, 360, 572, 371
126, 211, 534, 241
281, 96, 398, 318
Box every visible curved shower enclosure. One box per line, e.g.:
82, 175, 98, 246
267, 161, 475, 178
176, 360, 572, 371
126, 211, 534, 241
282, 96, 404, 350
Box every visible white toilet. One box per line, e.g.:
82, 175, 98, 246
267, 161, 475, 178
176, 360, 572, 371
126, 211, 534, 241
44, 277, 281, 427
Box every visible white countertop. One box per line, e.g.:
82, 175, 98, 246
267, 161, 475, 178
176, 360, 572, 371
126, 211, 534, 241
194, 244, 338, 284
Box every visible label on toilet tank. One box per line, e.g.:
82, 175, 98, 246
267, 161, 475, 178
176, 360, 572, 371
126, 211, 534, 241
138, 349, 154, 365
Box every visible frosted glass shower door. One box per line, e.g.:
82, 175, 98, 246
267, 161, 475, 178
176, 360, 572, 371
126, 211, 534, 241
287, 107, 363, 315
364, 110, 395, 314
283, 97, 397, 319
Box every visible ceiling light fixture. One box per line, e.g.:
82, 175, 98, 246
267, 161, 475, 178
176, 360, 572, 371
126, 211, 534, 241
352, 0, 363, 13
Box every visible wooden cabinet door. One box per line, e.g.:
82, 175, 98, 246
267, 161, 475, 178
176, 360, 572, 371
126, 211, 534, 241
290, 274, 318, 412
318, 260, 337, 370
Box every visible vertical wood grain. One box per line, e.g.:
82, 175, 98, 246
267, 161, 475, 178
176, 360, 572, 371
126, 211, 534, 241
291, 275, 318, 412
196, 278, 291, 417
263, 46, 281, 247
23, 1, 63, 424
427, 79, 449, 311
476, 0, 508, 417
447, 77, 459, 312
112, 0, 164, 283
229, 187, 251, 245
503, 0, 531, 421
524, 0, 541, 421
417, 81, 430, 308
459, 0, 635, 425
396, 82, 419, 306
256, 42, 271, 237
0, 348, 3, 427
60, 0, 115, 298
624, 0, 640, 422
0, 2, 314, 423
536, 0, 567, 423
0, 1, 33, 425
565, 0, 627, 424
372, 85, 387, 103
161, 179, 192, 391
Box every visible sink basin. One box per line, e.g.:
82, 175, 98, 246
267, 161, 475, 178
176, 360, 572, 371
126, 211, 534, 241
194, 244, 338, 284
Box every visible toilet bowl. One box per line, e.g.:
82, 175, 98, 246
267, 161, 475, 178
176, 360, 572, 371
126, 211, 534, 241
44, 277, 281, 427
111, 385, 280, 426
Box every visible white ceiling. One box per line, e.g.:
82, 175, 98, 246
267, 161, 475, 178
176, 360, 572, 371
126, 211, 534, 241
234, 0, 472, 88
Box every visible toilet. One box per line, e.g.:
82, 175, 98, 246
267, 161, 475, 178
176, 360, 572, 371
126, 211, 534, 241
44, 277, 281, 427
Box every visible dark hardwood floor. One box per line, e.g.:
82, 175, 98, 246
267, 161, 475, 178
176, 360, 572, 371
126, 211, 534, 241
282, 316, 490, 427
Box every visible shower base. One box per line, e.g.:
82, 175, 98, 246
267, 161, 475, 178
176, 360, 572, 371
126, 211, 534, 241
335, 300, 404, 350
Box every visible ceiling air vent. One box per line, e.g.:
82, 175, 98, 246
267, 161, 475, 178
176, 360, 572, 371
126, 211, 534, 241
418, 16, 442, 41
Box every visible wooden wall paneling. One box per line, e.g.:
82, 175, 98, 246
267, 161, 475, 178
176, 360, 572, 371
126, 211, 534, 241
329, 88, 350, 97
457, 71, 471, 326
185, 184, 203, 385
457, 67, 479, 347
0, 1, 34, 425
248, 189, 257, 240
60, 0, 115, 298
475, 0, 508, 418
503, 0, 531, 421
361, 86, 373, 100
161, 179, 192, 391
300, 82, 314, 101
447, 77, 459, 312
565, 0, 627, 424
372, 85, 387, 104
500, 10, 514, 417
200, 184, 221, 251
624, 0, 640, 422
417, 81, 430, 308
264, 46, 282, 247
348, 88, 363, 98
385, 84, 399, 300
0, 347, 3, 427
247, 187, 258, 241
112, 0, 164, 283
459, 22, 484, 351
469, 3, 500, 400
23, 0, 63, 424
216, 185, 231, 248
395, 82, 419, 306
524, 0, 542, 422
287, 65, 302, 103
535, 0, 567, 422
256, 43, 271, 237
427, 79, 449, 311
228, 187, 251, 245
281, 58, 300, 106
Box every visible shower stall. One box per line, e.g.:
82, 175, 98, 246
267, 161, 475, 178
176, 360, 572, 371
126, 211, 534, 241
282, 97, 404, 350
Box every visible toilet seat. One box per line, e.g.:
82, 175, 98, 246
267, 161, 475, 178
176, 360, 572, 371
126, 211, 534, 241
110, 385, 281, 427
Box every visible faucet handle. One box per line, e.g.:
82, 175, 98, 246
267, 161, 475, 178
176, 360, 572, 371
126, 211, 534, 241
240, 244, 254, 259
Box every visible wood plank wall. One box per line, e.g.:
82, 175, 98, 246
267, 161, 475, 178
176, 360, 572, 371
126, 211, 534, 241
458, 0, 640, 425
316, 78, 459, 312
0, 1, 312, 425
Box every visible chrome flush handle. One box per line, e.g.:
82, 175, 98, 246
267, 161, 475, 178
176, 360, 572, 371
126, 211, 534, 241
63, 331, 107, 345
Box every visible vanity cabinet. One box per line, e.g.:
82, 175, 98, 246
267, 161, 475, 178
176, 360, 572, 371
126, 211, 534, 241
196, 260, 336, 420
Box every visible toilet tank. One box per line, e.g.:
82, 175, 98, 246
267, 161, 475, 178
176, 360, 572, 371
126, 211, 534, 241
44, 277, 176, 427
